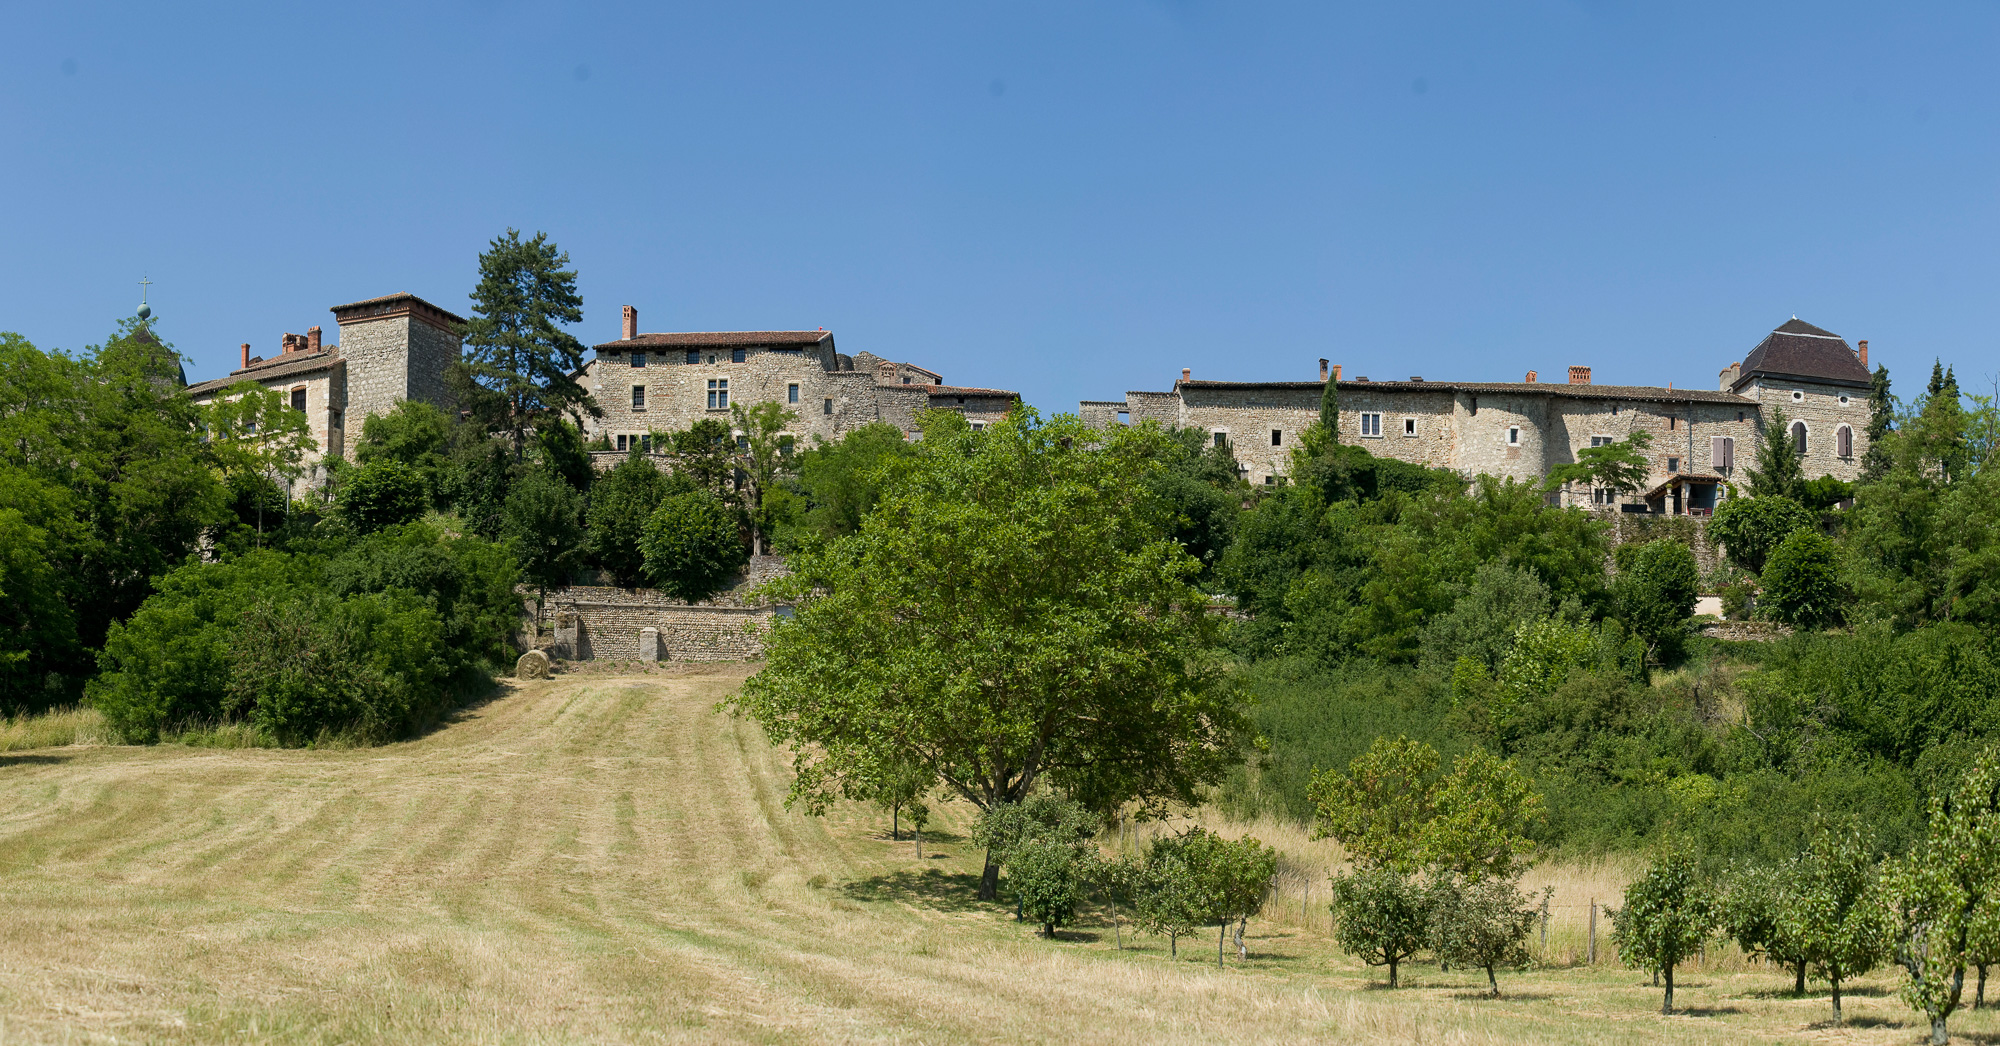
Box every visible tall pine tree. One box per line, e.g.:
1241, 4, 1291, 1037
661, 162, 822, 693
460, 230, 600, 451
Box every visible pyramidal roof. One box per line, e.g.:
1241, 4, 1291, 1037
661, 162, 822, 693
1732, 318, 1871, 391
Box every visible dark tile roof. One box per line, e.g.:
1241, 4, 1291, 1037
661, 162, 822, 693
594, 331, 833, 351
1732, 319, 1871, 390
926, 385, 1019, 398
328, 292, 467, 326
1177, 379, 1751, 405
186, 351, 342, 398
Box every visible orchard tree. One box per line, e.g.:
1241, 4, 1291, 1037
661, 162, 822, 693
1884, 753, 2000, 1045
1724, 863, 1811, 995
1328, 866, 1429, 987
1785, 818, 1889, 1024
1611, 848, 1720, 1015
460, 229, 600, 450
640, 489, 748, 603
731, 410, 1250, 900
1009, 837, 1095, 937
1310, 736, 1542, 882
1428, 875, 1546, 996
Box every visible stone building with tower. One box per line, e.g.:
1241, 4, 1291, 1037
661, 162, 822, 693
579, 305, 1019, 452
186, 292, 466, 469
1081, 318, 1875, 515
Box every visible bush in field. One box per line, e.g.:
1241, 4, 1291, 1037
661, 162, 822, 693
228, 593, 447, 745
1008, 837, 1093, 937
1427, 874, 1545, 996
641, 489, 748, 603
1328, 866, 1429, 987
1610, 848, 1720, 1014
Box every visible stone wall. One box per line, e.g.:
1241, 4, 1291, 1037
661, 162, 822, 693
1178, 386, 1320, 484
1739, 377, 1869, 482
537, 556, 791, 662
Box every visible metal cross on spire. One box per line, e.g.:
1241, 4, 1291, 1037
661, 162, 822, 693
137, 275, 154, 321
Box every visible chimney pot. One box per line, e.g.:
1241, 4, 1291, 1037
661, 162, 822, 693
1568, 365, 1592, 385
1331, 364, 1342, 382
622, 305, 638, 341
1525, 370, 1538, 383
241, 343, 251, 370
1319, 358, 1329, 382
1181, 368, 1191, 382
307, 326, 321, 352
1858, 339, 1869, 369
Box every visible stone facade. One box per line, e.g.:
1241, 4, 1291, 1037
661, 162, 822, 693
538, 555, 792, 662
1080, 318, 1875, 515
186, 292, 464, 470
582, 309, 1019, 452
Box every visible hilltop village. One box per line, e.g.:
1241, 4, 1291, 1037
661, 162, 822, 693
188, 292, 1874, 521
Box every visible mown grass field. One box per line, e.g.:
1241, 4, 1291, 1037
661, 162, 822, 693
0, 665, 1994, 1044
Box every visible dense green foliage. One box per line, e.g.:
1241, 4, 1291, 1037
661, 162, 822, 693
640, 490, 749, 603
1611, 849, 1720, 1014
458, 229, 597, 444
586, 453, 690, 587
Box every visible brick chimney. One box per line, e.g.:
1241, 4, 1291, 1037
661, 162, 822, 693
1525, 370, 1538, 383
1182, 368, 1191, 382
622, 305, 638, 342
307, 326, 322, 352
1319, 358, 1329, 382
1719, 361, 1741, 391
240, 343, 251, 370
1858, 339, 1869, 369
1568, 365, 1591, 385
1331, 364, 1342, 382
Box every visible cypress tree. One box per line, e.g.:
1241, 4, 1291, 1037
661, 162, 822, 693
1319, 374, 1339, 439
1861, 364, 1894, 482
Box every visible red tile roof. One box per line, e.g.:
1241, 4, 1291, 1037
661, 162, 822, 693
594, 331, 833, 351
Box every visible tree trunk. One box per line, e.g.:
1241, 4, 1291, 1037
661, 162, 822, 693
1979, 965, 1987, 1009
1169, 933, 1178, 958
1486, 964, 1498, 996
1219, 922, 1227, 968
1663, 963, 1675, 1015
1388, 957, 1398, 989
1831, 975, 1842, 1024
1932, 1017, 1949, 1046
914, 823, 922, 859
1043, 921, 1055, 938
1795, 961, 1807, 995
978, 849, 999, 901
892, 804, 899, 841
1236, 917, 1247, 960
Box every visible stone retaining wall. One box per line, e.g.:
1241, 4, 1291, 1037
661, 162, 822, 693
535, 556, 790, 662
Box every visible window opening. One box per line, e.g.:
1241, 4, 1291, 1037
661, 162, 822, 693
616, 434, 628, 452
707, 379, 730, 410
732, 348, 747, 364
686, 350, 699, 365
1591, 435, 1612, 448
1212, 430, 1228, 447
1403, 418, 1416, 436
1270, 429, 1282, 447
1507, 426, 1520, 445
631, 385, 646, 410
631, 352, 646, 368
1837, 424, 1853, 458
1792, 390, 1805, 402
1360, 413, 1382, 437
1668, 456, 1680, 473
291, 387, 306, 411
823, 397, 833, 416
788, 383, 799, 404
1790, 420, 1807, 454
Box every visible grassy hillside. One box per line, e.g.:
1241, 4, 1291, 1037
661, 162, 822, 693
0, 667, 1990, 1044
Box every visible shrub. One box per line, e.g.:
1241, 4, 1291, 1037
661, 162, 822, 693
1616, 539, 1699, 662
586, 455, 686, 587
1762, 529, 1842, 628
503, 469, 585, 603
1009, 837, 1093, 937
1709, 495, 1814, 574
338, 459, 430, 533
1427, 874, 1544, 996
641, 489, 748, 603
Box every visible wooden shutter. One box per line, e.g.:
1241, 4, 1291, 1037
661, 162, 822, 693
1838, 426, 1852, 457
1712, 435, 1733, 470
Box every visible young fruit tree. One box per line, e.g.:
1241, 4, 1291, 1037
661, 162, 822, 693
1883, 753, 2000, 1045
1131, 838, 1203, 958
972, 796, 1100, 928
1426, 875, 1547, 997
1327, 867, 1430, 988
1723, 862, 1812, 996
730, 410, 1250, 900
1783, 818, 1889, 1024
1610, 848, 1720, 1015
1128, 827, 1275, 964
1007, 837, 1095, 938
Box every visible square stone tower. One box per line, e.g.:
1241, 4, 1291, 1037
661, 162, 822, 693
329, 292, 466, 458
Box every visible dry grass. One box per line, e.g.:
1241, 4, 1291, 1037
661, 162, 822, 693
0, 667, 1993, 1044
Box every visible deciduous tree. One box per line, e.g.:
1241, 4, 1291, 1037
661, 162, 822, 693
1611, 848, 1719, 1014
640, 489, 748, 603
1328, 866, 1429, 987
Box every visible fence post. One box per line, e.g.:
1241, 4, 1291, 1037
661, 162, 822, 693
1589, 901, 1597, 965
1540, 895, 1549, 954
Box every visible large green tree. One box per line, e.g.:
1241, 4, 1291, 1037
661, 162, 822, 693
640, 489, 747, 603
731, 409, 1250, 899
586, 454, 686, 587
460, 229, 599, 449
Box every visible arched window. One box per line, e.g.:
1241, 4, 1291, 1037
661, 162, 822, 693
1790, 420, 1807, 456
1836, 424, 1853, 458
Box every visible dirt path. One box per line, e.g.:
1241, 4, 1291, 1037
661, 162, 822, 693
0, 668, 1977, 1044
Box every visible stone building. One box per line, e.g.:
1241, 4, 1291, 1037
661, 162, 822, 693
1081, 318, 1874, 514
581, 306, 1019, 452
186, 292, 466, 467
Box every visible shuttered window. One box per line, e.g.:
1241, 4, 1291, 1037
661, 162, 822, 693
1711, 435, 1734, 470
1837, 425, 1853, 458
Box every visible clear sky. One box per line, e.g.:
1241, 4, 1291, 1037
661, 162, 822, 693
3, 2, 1995, 410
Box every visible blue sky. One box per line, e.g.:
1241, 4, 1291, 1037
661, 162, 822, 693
3, 2, 1996, 410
